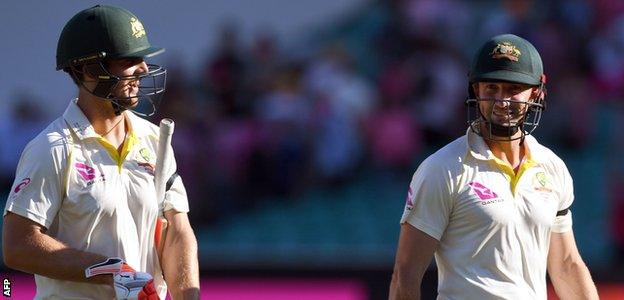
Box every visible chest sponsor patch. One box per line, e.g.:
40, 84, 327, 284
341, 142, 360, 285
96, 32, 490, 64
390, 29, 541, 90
75, 163, 105, 185
75, 163, 95, 181
468, 181, 504, 205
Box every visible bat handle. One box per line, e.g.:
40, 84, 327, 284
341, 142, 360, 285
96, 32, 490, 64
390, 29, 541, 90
155, 216, 168, 259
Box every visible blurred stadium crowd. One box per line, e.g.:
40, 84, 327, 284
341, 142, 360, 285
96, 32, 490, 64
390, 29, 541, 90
2, 0, 624, 274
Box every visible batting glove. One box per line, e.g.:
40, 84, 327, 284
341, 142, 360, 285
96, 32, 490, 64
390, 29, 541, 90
85, 257, 159, 300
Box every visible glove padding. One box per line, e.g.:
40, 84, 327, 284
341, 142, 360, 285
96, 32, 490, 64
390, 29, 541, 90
86, 257, 159, 300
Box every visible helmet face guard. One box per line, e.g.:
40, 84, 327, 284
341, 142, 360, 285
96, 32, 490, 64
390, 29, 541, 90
56, 5, 167, 116
466, 34, 547, 141
465, 82, 546, 141
70, 60, 167, 116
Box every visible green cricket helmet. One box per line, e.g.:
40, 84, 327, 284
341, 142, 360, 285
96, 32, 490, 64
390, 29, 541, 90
56, 5, 166, 116
465, 34, 547, 141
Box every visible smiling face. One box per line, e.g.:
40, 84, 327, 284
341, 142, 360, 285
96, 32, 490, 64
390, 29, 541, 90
475, 81, 537, 127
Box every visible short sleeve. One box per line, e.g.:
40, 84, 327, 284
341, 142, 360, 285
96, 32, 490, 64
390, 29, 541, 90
162, 148, 189, 213
4, 135, 67, 228
551, 163, 573, 233
400, 159, 454, 241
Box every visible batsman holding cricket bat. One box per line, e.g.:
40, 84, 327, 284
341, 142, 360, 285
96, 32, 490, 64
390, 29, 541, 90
2, 5, 199, 299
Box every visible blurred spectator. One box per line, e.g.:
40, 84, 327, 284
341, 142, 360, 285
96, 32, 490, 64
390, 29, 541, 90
154, 64, 217, 223
591, 0, 624, 31
305, 46, 376, 184
0, 93, 48, 194
544, 71, 595, 149
243, 31, 280, 103
203, 23, 246, 117
589, 16, 624, 102
365, 104, 421, 171
254, 64, 311, 195
478, 0, 543, 42
409, 43, 466, 146
210, 118, 263, 216
399, 0, 473, 49
609, 170, 624, 269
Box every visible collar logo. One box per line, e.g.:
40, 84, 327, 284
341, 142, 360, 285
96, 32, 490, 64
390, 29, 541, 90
130, 17, 146, 38
490, 42, 521, 62
137, 148, 155, 175
533, 171, 553, 192
139, 148, 154, 163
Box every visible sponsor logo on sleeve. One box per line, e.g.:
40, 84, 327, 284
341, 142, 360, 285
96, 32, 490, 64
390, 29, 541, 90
405, 186, 414, 210
13, 177, 31, 194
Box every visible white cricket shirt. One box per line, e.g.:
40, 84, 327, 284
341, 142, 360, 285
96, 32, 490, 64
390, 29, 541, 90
401, 128, 573, 300
5, 99, 189, 299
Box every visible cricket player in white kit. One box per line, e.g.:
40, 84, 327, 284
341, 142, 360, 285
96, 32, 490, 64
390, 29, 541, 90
2, 5, 199, 299
389, 34, 599, 299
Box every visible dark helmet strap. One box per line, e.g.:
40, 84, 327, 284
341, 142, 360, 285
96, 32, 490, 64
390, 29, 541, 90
489, 122, 520, 137
111, 100, 125, 116
476, 103, 521, 138
70, 62, 126, 115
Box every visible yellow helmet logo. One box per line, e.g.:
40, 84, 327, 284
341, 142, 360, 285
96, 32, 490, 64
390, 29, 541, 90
490, 42, 521, 62
130, 17, 146, 38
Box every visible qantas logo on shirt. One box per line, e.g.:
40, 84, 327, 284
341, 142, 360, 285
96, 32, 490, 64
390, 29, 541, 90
75, 163, 105, 185
13, 177, 31, 193
76, 163, 96, 181
468, 182, 503, 205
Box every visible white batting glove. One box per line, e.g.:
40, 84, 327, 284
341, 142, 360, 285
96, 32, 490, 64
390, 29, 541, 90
85, 258, 159, 300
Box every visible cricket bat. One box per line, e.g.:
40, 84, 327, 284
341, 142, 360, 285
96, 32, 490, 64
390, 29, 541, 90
154, 118, 175, 261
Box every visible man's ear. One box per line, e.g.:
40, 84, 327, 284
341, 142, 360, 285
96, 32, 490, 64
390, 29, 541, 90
471, 83, 479, 98
531, 86, 543, 102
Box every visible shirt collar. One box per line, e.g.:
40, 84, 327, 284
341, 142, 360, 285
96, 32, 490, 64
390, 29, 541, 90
465, 127, 545, 164
63, 99, 98, 140
124, 109, 151, 138
62, 98, 146, 140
